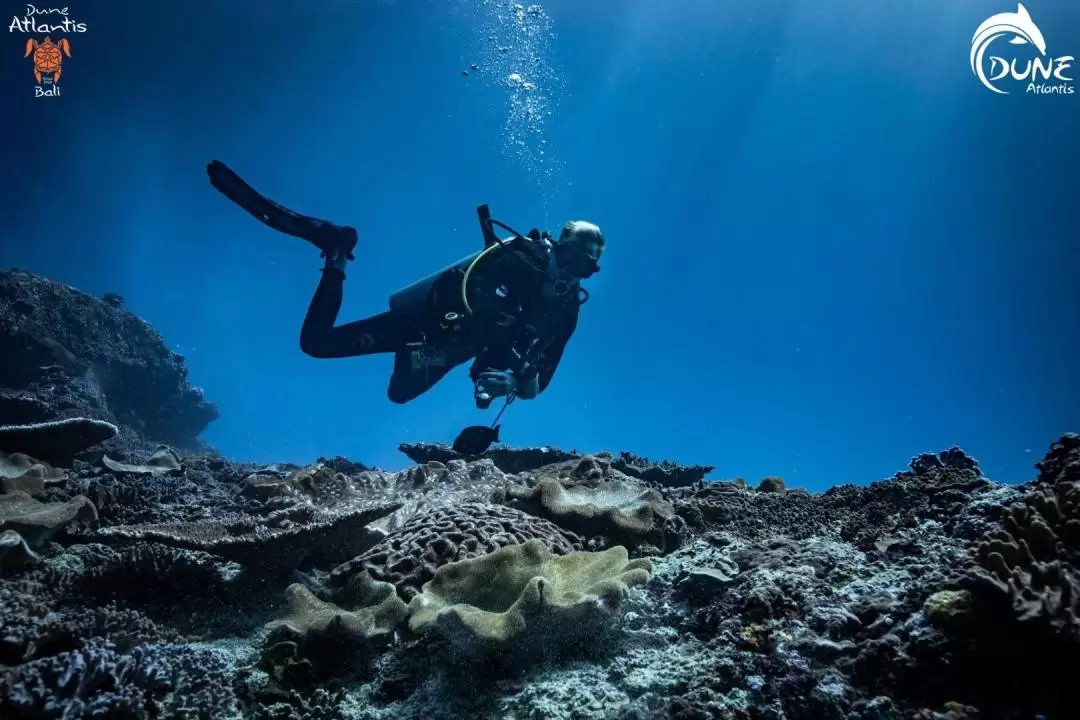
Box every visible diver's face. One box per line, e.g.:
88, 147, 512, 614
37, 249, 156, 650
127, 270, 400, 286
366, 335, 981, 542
558, 239, 603, 279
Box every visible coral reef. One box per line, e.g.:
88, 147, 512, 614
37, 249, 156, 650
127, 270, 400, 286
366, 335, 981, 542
262, 577, 407, 686
399, 443, 712, 487
89, 501, 400, 570
101, 445, 184, 475
0, 490, 97, 548
0, 450, 65, 494
966, 433, 1079, 636
407, 539, 652, 668
0, 268, 218, 454
503, 468, 678, 550
0, 638, 239, 718
0, 417, 118, 466
329, 502, 584, 600
0, 268, 1076, 720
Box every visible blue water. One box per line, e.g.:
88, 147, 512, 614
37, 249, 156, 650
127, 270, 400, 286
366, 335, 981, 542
2, 0, 1078, 490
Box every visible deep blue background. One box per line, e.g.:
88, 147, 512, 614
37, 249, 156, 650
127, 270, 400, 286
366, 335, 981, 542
2, 0, 1078, 489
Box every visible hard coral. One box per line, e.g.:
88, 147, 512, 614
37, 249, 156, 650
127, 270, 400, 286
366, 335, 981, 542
407, 539, 652, 667
74, 542, 233, 604
91, 501, 398, 570
0, 417, 117, 466
101, 445, 183, 476
504, 475, 677, 550
396, 444, 714, 487
0, 529, 39, 571
398, 441, 578, 472
0, 269, 219, 449
0, 451, 65, 495
0, 392, 51, 426
966, 432, 1080, 639
0, 638, 238, 719
0, 490, 97, 548
329, 502, 583, 600
609, 450, 714, 488
757, 476, 786, 493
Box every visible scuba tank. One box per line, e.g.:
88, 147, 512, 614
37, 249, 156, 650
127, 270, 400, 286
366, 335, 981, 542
386, 205, 549, 335
387, 249, 483, 325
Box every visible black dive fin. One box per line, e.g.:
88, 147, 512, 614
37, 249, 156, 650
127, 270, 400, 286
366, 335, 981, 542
206, 160, 356, 257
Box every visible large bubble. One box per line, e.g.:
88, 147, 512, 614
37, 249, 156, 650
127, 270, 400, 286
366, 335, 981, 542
461, 2, 565, 198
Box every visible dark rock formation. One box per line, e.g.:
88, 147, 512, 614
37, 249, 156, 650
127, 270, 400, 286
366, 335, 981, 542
0, 269, 218, 456
398, 442, 712, 487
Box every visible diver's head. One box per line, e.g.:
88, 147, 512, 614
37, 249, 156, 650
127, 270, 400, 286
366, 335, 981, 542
555, 220, 604, 279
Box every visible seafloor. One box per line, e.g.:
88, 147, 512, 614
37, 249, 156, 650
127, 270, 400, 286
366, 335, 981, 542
0, 267, 1076, 720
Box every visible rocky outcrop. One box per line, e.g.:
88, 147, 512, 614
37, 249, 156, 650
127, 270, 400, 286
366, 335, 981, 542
398, 442, 713, 487
0, 269, 218, 456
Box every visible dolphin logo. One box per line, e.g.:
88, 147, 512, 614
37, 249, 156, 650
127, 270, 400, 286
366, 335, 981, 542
970, 3, 1048, 94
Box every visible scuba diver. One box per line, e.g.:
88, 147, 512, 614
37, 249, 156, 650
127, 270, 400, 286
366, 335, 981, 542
205, 160, 604, 410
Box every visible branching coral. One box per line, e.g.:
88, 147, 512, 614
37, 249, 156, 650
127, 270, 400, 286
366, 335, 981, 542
0, 638, 238, 718
966, 433, 1080, 640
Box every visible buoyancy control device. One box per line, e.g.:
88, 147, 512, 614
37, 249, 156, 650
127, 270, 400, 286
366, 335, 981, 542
387, 205, 552, 339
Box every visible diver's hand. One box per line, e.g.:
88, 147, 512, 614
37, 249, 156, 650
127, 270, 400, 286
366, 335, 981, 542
475, 370, 517, 400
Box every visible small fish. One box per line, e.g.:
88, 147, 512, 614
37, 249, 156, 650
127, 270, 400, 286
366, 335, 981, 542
453, 424, 500, 455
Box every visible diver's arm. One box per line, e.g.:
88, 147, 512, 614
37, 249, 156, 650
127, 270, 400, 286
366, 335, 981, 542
530, 311, 578, 396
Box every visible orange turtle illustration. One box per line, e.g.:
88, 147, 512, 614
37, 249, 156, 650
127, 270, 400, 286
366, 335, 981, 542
24, 36, 71, 84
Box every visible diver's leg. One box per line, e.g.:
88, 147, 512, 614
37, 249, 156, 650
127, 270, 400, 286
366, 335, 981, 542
299, 264, 407, 359
386, 350, 458, 404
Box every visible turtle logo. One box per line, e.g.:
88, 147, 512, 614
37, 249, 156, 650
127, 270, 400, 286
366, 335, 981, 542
970, 4, 1074, 95
24, 35, 71, 85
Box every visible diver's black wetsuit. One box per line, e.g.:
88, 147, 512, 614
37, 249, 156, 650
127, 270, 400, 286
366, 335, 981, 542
299, 234, 580, 405
206, 159, 579, 404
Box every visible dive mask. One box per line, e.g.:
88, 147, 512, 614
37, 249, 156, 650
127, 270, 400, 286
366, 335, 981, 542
557, 241, 601, 279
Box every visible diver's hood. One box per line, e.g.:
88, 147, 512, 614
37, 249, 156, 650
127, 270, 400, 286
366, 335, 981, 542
543, 237, 584, 297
